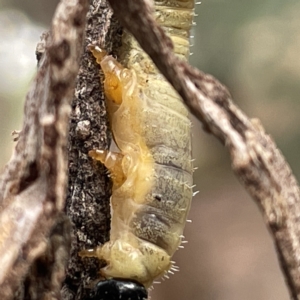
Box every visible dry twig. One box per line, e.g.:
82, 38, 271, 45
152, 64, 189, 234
108, 0, 300, 299
0, 0, 88, 298
62, 1, 121, 299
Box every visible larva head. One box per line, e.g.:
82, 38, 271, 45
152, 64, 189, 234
87, 279, 147, 300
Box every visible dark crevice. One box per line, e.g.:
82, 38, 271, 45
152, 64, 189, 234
18, 161, 39, 194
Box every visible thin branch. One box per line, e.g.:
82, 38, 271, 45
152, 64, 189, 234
62, 1, 122, 299
0, 0, 88, 298
108, 0, 300, 299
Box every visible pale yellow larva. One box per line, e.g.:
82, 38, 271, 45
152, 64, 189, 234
81, 0, 195, 298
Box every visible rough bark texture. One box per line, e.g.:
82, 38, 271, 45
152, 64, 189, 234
62, 1, 122, 299
107, 1, 300, 299
0, 0, 88, 299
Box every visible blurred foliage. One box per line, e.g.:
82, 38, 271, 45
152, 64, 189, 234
0, 9, 45, 169
1, 0, 59, 25
190, 0, 300, 185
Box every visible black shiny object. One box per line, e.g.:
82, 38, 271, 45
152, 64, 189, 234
87, 278, 148, 300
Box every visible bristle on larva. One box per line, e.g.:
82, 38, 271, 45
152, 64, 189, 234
81, 0, 196, 296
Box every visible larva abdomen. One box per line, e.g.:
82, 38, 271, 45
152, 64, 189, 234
81, 0, 195, 293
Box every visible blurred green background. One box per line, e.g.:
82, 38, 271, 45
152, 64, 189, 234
1, 0, 299, 299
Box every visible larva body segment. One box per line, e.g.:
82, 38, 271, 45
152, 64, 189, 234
83, 0, 195, 291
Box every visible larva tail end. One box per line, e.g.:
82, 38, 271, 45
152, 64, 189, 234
88, 44, 107, 64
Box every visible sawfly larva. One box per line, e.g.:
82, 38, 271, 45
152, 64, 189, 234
80, 0, 195, 299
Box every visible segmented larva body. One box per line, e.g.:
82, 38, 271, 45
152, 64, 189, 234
83, 0, 194, 289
